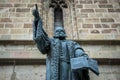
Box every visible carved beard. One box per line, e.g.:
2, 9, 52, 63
54, 33, 66, 40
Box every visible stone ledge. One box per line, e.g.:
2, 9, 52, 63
0, 40, 120, 45
0, 58, 119, 65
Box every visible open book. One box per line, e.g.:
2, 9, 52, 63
71, 56, 99, 75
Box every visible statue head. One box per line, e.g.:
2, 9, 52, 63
53, 26, 67, 40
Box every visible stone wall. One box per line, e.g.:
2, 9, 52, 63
0, 44, 120, 59
0, 65, 119, 80
0, 0, 120, 40
0, 0, 120, 80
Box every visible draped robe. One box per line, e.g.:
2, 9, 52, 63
33, 19, 89, 80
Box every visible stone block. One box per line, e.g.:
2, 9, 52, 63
102, 29, 118, 34
108, 0, 120, 3
88, 13, 103, 18
84, 4, 98, 8
77, 14, 88, 18
101, 18, 114, 22
113, 3, 120, 8
85, 18, 100, 23
114, 18, 120, 23
0, 18, 12, 22
0, 29, 9, 34
0, 4, 13, 7
10, 51, 31, 58
10, 13, 25, 17
11, 35, 32, 40
5, 24, 14, 28
14, 4, 26, 7
80, 0, 92, 4
0, 65, 46, 80
27, 4, 34, 7
12, 18, 30, 23
108, 9, 120, 12
95, 9, 108, 13
0, 51, 10, 58
102, 24, 110, 28
2, 12, 10, 17
21, 0, 30, 3
99, 4, 113, 8
90, 29, 100, 34
104, 13, 120, 18
82, 24, 93, 28
31, 51, 46, 59
1, 35, 11, 40
94, 24, 102, 28
79, 29, 89, 34
16, 8, 30, 12
0, 24, 4, 28
76, 4, 83, 8
0, 0, 6, 3
24, 23, 32, 28
7, 0, 21, 3
9, 8, 16, 12
10, 29, 29, 34
94, 0, 108, 4
81, 9, 94, 13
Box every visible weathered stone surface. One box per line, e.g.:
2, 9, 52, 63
99, 5, 113, 8
94, 24, 102, 28
0, 44, 119, 59
16, 8, 30, 12
14, 4, 26, 7
80, 0, 92, 4
76, 5, 83, 8
0, 65, 119, 80
0, 4, 13, 7
0, 0, 119, 40
85, 18, 100, 23
81, 9, 94, 13
95, 9, 108, 13
1, 35, 11, 40
88, 13, 103, 18
112, 24, 120, 28
102, 29, 117, 34
0, 29, 9, 34
0, 18, 12, 22
90, 29, 100, 34
94, 0, 108, 4
101, 18, 114, 22
108, 9, 120, 12
5, 24, 14, 28
24, 23, 32, 28
84, 4, 98, 8
0, 24, 4, 28
83, 24, 93, 28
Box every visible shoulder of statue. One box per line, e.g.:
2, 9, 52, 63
66, 40, 77, 45
66, 40, 74, 47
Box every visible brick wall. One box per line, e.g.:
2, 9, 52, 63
0, 43, 120, 59
0, 0, 120, 40
0, 0, 120, 80
0, 65, 119, 80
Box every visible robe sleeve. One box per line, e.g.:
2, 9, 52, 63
33, 19, 50, 54
74, 42, 90, 80
74, 42, 88, 57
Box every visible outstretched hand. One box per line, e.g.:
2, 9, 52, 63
32, 4, 40, 19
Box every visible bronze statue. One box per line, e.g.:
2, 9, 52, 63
32, 3, 99, 80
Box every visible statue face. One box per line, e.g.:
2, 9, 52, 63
54, 27, 66, 40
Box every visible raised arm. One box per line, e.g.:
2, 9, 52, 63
32, 4, 50, 54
